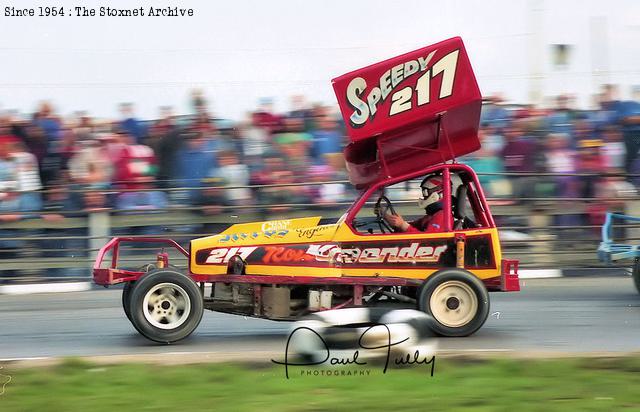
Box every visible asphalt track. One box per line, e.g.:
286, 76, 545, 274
2, 277, 640, 361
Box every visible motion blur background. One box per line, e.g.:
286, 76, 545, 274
1, 0, 639, 284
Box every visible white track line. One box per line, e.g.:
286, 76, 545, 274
0, 357, 52, 362
518, 269, 562, 279
0, 282, 91, 295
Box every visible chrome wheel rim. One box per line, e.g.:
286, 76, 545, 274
142, 283, 191, 330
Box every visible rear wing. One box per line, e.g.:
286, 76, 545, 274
332, 37, 482, 188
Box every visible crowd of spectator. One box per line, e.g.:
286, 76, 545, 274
0, 84, 639, 226
464, 84, 640, 226
0, 92, 349, 223
2, 85, 637, 283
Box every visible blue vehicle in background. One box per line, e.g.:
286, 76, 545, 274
598, 212, 640, 293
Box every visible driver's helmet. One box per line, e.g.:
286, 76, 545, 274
418, 174, 444, 209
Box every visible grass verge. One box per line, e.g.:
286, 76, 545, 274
1, 356, 640, 411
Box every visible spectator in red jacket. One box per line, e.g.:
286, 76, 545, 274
576, 139, 607, 200
112, 131, 167, 213
112, 131, 157, 191
0, 135, 20, 218
252, 97, 281, 134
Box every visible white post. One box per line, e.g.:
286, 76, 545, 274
527, 0, 545, 106
88, 211, 111, 268
589, 16, 610, 101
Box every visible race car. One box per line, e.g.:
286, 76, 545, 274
93, 37, 520, 343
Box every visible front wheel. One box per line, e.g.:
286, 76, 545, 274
129, 269, 204, 343
417, 269, 489, 337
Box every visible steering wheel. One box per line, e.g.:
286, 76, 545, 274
374, 195, 397, 234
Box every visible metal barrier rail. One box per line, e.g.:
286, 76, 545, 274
1, 183, 638, 280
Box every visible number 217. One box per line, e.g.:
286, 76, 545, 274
389, 50, 459, 116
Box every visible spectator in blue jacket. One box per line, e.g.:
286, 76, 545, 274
618, 87, 640, 174
176, 131, 218, 205
119, 103, 147, 144
311, 114, 343, 166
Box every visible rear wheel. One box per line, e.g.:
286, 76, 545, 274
122, 263, 171, 323
418, 269, 489, 337
633, 258, 640, 294
122, 281, 135, 322
129, 269, 204, 343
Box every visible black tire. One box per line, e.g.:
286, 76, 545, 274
129, 269, 204, 344
122, 281, 146, 335
122, 281, 135, 322
633, 258, 640, 294
417, 268, 489, 337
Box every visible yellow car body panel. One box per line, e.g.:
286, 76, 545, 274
190, 216, 502, 281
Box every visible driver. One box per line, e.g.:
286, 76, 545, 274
384, 174, 446, 233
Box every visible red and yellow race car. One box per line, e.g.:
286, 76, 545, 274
93, 37, 520, 343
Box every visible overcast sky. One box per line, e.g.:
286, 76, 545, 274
0, 0, 638, 120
